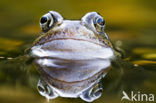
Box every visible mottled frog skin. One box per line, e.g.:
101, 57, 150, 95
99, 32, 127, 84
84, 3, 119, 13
30, 11, 114, 102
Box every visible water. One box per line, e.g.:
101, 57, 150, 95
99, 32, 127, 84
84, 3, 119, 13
0, 0, 156, 103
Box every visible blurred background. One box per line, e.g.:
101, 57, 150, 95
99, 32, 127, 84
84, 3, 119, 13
0, 0, 156, 103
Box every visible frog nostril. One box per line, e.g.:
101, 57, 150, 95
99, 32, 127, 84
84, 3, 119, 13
40, 17, 47, 24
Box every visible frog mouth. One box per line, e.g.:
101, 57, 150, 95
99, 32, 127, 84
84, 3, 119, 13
31, 38, 114, 60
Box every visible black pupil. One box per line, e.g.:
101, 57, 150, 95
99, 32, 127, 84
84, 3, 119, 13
97, 18, 105, 25
40, 17, 47, 24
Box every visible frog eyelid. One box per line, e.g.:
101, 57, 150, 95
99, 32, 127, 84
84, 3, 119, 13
49, 11, 63, 25
48, 14, 54, 27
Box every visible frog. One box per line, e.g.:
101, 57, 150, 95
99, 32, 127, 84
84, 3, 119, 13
30, 11, 115, 102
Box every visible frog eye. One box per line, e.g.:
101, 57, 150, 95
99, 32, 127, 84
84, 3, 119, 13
40, 11, 63, 33
40, 13, 54, 32
37, 85, 45, 93
40, 16, 48, 24
81, 12, 106, 34
37, 79, 52, 96
93, 17, 105, 33
95, 17, 105, 27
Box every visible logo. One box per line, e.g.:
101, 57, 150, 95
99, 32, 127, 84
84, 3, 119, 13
121, 91, 155, 102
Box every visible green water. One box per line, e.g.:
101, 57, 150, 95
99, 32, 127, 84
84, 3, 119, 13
0, 0, 156, 103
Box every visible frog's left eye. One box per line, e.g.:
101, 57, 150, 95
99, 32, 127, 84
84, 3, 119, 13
93, 17, 105, 33
95, 18, 105, 27
81, 12, 108, 38
40, 11, 63, 33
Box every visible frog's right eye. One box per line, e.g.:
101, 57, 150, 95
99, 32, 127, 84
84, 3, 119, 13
40, 13, 54, 32
40, 11, 63, 33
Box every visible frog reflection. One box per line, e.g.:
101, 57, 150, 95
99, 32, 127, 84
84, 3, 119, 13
30, 11, 114, 102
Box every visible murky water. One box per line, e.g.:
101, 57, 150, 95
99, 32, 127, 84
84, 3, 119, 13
0, 0, 156, 103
